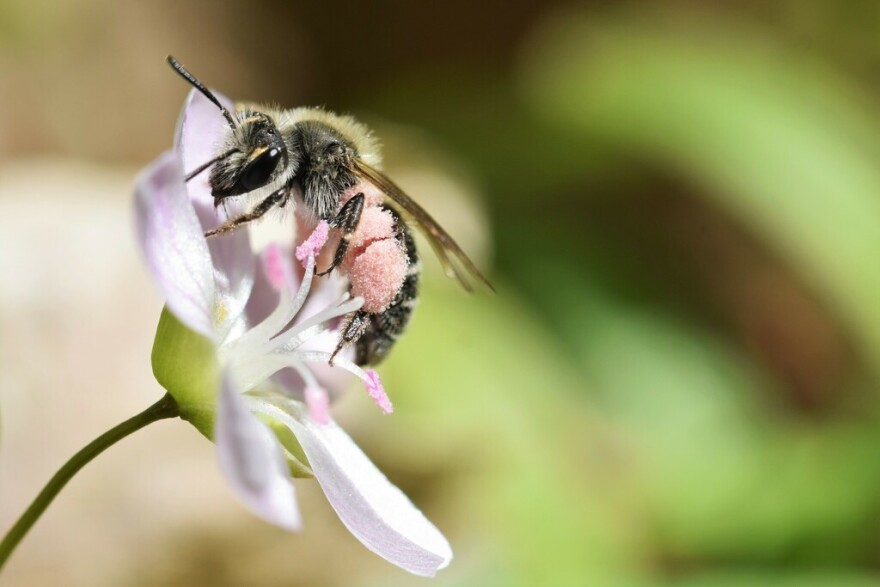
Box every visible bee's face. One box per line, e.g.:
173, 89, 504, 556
209, 111, 289, 200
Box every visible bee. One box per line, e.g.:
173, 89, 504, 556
168, 56, 491, 366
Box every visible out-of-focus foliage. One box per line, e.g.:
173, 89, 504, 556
5, 1, 880, 586
366, 6, 880, 586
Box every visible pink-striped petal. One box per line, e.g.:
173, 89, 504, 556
176, 89, 255, 334
249, 395, 452, 576
175, 88, 235, 187
216, 375, 301, 531
134, 151, 216, 338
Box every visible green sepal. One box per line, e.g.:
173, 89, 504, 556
151, 307, 220, 439
265, 417, 314, 478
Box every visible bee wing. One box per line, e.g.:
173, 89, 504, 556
352, 158, 494, 293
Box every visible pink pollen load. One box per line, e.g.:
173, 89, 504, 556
365, 369, 393, 414
349, 239, 408, 313
348, 206, 394, 259
295, 220, 330, 267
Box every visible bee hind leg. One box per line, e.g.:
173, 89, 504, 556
316, 193, 364, 276
329, 309, 369, 365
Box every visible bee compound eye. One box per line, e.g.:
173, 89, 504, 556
240, 147, 282, 192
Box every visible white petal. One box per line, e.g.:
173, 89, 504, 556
134, 151, 217, 338
174, 87, 246, 222
175, 88, 235, 185
249, 395, 453, 576
175, 89, 255, 336
216, 376, 302, 531
203, 216, 254, 343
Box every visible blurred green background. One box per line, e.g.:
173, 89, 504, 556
4, 1, 880, 586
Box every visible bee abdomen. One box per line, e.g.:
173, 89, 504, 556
355, 271, 419, 365
355, 210, 420, 366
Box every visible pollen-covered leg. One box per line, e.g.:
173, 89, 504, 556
205, 187, 289, 238
317, 192, 364, 276
329, 310, 370, 365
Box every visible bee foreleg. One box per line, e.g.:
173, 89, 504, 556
316, 192, 364, 276
329, 309, 369, 365
205, 187, 289, 238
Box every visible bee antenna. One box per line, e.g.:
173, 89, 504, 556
166, 55, 237, 130
185, 147, 237, 182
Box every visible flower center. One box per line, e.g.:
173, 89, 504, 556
221, 221, 393, 420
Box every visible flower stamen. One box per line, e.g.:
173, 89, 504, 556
364, 370, 393, 414
295, 220, 330, 267
304, 385, 331, 424
229, 243, 317, 358
294, 351, 394, 414
263, 242, 289, 290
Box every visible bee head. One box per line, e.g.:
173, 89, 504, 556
209, 111, 289, 200
166, 57, 292, 201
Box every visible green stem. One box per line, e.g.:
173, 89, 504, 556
0, 393, 179, 573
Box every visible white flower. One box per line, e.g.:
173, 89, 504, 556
132, 89, 452, 577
